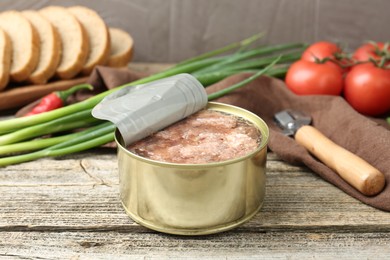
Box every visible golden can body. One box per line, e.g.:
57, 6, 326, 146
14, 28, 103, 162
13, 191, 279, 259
115, 102, 269, 235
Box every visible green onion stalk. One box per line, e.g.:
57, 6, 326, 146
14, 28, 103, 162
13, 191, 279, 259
0, 36, 306, 166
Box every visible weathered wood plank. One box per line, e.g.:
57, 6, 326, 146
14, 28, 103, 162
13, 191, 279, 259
0, 231, 389, 259
1, 152, 389, 234
0, 134, 389, 258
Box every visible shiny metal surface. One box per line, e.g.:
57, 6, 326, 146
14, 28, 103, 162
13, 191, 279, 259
274, 110, 312, 136
116, 102, 269, 235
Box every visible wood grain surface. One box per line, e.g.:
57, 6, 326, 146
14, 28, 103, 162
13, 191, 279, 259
1, 151, 389, 259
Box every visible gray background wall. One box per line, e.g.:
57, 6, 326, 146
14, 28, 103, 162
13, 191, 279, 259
1, 0, 389, 62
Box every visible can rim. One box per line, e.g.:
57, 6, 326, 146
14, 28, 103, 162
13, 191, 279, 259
115, 102, 269, 168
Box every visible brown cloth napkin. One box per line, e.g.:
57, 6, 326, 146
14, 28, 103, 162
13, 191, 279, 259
206, 73, 390, 212
21, 66, 390, 211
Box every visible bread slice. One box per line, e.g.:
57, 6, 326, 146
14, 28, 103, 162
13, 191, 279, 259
0, 11, 40, 82
0, 28, 12, 90
39, 6, 89, 79
68, 6, 110, 75
107, 28, 133, 67
22, 10, 62, 84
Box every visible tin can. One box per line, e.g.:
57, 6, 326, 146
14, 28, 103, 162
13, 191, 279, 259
115, 102, 269, 235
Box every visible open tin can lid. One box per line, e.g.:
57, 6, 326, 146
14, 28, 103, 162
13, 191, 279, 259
92, 73, 208, 146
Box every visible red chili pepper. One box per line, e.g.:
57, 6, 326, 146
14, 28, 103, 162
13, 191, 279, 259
25, 84, 93, 116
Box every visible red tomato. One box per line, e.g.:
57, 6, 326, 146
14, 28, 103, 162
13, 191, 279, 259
301, 41, 342, 61
285, 60, 344, 95
301, 41, 349, 73
344, 63, 390, 116
352, 42, 390, 62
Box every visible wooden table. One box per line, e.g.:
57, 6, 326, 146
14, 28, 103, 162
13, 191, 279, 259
0, 64, 389, 259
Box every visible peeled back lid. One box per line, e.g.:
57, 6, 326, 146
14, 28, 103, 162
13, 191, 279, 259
92, 73, 208, 146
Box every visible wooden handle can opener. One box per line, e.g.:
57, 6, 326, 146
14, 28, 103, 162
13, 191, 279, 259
274, 110, 385, 196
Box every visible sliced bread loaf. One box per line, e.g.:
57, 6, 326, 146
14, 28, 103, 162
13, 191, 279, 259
0, 28, 11, 90
68, 6, 110, 75
107, 27, 134, 67
0, 11, 40, 82
39, 6, 89, 79
22, 10, 62, 84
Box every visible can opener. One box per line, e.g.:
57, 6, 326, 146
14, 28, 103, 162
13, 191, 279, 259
274, 109, 385, 196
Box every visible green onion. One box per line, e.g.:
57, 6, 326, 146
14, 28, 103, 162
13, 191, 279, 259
0, 41, 303, 134
0, 122, 115, 166
192, 42, 305, 76
0, 57, 281, 166
0, 57, 223, 134
0, 35, 304, 166
220, 51, 302, 71
175, 32, 265, 67
0, 109, 99, 145
0, 132, 114, 167
196, 65, 289, 86
0, 122, 114, 156
0, 133, 80, 156
207, 56, 280, 100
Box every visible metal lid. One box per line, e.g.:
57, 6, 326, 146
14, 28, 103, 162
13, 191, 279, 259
92, 74, 208, 146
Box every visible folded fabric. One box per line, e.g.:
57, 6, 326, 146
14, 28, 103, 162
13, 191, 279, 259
19, 66, 390, 211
